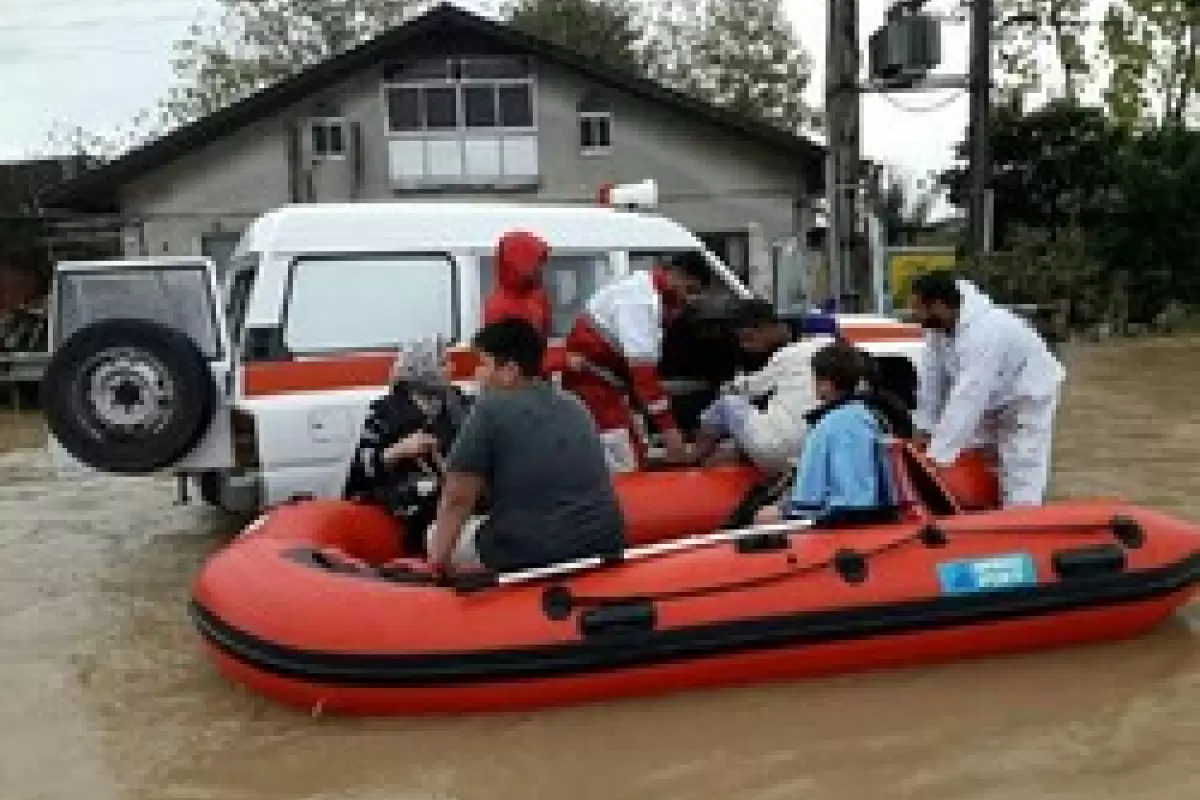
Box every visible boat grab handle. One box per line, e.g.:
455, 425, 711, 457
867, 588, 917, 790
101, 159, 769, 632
446, 519, 815, 594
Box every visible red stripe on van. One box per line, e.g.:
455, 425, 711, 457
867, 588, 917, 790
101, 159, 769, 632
839, 323, 924, 343
241, 347, 508, 396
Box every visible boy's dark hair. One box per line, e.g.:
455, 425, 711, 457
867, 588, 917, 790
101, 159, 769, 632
811, 341, 869, 394
909, 270, 962, 308
471, 318, 546, 378
729, 297, 779, 330
667, 251, 713, 287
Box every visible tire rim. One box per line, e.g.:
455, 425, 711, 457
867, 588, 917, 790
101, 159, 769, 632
76, 346, 176, 437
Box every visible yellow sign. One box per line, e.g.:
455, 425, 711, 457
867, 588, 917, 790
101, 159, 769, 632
888, 249, 957, 309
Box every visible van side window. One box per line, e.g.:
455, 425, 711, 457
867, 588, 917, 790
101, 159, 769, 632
479, 251, 613, 337
284, 255, 457, 353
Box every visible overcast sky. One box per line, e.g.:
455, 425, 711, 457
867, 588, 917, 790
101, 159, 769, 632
1, 0, 973, 181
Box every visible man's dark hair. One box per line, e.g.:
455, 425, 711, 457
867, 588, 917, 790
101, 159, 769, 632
909, 270, 962, 308
729, 297, 779, 330
471, 318, 546, 378
666, 251, 713, 287
811, 341, 869, 394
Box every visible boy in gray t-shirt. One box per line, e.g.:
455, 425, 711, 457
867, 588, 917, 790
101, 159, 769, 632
427, 319, 625, 575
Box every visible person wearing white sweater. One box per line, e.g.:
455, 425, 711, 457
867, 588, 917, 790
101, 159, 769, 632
690, 300, 822, 475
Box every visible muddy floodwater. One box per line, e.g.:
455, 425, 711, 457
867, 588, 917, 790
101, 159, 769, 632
2, 338, 1199, 800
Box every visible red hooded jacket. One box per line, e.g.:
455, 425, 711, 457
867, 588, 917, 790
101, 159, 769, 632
482, 231, 551, 336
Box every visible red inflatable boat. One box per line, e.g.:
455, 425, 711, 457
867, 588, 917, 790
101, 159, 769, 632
190, 444, 1200, 715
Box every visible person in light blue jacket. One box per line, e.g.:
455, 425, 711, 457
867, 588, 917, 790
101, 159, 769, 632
756, 342, 897, 527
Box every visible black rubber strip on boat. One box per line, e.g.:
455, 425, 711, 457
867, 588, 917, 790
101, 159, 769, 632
189, 553, 1200, 688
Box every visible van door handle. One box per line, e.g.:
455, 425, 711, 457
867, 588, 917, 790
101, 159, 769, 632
306, 409, 352, 443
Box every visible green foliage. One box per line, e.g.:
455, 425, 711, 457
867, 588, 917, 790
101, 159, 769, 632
514, 0, 816, 133
1102, 0, 1200, 125
941, 100, 1126, 248
992, 0, 1091, 103
942, 100, 1200, 325
666, 0, 815, 132
505, 0, 647, 74
165, 0, 428, 125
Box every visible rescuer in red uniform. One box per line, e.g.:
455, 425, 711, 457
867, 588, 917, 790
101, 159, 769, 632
561, 253, 711, 472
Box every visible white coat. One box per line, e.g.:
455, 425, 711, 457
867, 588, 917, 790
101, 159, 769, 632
915, 280, 1065, 506
702, 339, 822, 474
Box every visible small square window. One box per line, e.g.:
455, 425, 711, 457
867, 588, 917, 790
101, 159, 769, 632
579, 112, 612, 153
311, 119, 347, 158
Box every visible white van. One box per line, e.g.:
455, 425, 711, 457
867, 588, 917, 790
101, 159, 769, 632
41, 198, 925, 514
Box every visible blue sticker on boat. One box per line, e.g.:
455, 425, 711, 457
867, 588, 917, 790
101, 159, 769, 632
936, 553, 1039, 596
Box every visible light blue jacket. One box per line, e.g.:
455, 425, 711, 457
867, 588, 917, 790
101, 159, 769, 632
783, 399, 894, 521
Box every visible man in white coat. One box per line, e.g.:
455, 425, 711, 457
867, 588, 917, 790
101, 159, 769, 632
908, 272, 1066, 506
690, 299, 822, 475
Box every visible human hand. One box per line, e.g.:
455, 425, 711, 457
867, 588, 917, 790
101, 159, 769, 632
659, 428, 693, 465
383, 432, 439, 464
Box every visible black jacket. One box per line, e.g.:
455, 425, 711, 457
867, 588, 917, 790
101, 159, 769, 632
344, 379, 470, 553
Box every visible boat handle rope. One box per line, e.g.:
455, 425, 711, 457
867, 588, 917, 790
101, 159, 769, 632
443, 514, 1144, 603
446, 519, 817, 592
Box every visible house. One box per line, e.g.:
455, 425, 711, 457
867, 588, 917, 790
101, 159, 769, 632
46, 3, 826, 299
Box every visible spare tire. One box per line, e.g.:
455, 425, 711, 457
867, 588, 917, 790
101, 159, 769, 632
40, 318, 218, 474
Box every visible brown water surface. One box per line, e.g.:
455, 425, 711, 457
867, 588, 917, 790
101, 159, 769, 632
1, 338, 1198, 800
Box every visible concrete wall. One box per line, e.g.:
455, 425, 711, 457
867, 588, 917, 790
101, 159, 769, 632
118, 53, 816, 283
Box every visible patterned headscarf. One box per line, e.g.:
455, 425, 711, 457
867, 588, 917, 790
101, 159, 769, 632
391, 336, 449, 386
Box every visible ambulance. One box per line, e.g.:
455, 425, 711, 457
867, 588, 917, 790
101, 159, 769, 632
40, 185, 925, 514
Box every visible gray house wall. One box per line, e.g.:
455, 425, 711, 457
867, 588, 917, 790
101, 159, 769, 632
118, 53, 815, 296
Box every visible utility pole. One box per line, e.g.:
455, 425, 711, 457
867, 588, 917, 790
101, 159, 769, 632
967, 0, 994, 253
825, 0, 863, 311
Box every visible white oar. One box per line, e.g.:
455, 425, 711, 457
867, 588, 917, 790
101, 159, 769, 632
450, 518, 815, 592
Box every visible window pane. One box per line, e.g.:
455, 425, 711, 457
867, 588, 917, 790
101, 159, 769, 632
498, 85, 533, 127
312, 123, 329, 154
544, 254, 607, 336
224, 261, 258, 354
285, 257, 457, 352
464, 86, 497, 128
478, 253, 611, 337
58, 269, 221, 358
328, 122, 345, 154
424, 87, 458, 130
387, 88, 421, 131
580, 115, 611, 149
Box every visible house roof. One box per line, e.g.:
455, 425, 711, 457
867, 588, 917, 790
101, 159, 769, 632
48, 3, 824, 213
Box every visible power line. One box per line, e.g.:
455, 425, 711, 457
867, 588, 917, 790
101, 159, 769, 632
881, 89, 966, 114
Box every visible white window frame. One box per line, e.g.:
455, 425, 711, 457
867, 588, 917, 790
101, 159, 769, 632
309, 117, 348, 161
579, 109, 613, 156
381, 57, 539, 186
382, 59, 538, 137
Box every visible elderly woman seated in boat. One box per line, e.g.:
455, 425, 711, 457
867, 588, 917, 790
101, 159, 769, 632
755, 341, 904, 527
343, 338, 471, 555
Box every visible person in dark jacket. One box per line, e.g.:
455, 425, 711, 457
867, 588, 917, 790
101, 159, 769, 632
343, 338, 470, 555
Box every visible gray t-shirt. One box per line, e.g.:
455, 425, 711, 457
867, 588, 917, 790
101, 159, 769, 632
446, 381, 625, 571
